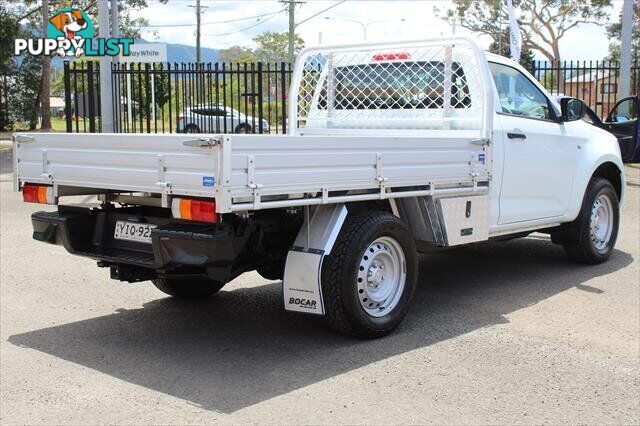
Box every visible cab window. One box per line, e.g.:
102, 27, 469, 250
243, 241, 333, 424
489, 62, 554, 120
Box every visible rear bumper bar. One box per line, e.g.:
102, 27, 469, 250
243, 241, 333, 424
31, 207, 245, 281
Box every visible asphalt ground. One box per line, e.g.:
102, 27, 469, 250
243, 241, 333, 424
1, 148, 638, 424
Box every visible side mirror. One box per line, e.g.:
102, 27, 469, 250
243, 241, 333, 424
560, 98, 585, 122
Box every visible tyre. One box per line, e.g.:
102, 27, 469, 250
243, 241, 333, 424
184, 124, 200, 133
563, 177, 620, 264
235, 124, 252, 134
152, 278, 225, 299
321, 211, 418, 338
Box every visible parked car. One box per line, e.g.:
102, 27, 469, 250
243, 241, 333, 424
177, 104, 270, 134
14, 38, 626, 338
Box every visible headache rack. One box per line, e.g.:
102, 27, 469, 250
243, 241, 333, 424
289, 37, 494, 138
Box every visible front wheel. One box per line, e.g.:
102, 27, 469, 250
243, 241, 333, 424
152, 278, 225, 299
562, 177, 620, 264
321, 211, 418, 338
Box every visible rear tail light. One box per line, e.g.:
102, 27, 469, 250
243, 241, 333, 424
171, 197, 219, 223
22, 184, 55, 204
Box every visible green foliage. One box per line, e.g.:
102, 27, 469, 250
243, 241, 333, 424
0, 5, 20, 75
217, 32, 305, 64
0, 4, 42, 130
218, 46, 258, 63
253, 32, 305, 63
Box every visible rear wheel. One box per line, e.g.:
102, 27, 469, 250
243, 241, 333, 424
152, 278, 225, 299
321, 211, 418, 338
562, 177, 619, 264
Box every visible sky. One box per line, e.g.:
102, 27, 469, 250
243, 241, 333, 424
131, 0, 625, 61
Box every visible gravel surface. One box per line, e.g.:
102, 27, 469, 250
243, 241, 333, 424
1, 149, 638, 424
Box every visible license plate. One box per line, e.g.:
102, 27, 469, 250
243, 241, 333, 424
114, 221, 157, 244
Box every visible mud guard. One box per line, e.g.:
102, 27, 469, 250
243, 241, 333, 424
283, 204, 348, 315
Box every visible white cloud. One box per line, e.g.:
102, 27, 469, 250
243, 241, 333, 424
131, 0, 623, 60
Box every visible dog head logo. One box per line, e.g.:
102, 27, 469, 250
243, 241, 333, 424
49, 10, 88, 39
46, 8, 94, 56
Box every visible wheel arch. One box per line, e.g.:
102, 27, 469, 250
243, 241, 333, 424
568, 157, 625, 221
591, 161, 623, 202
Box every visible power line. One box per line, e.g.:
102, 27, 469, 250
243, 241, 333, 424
141, 9, 286, 28
201, 11, 283, 37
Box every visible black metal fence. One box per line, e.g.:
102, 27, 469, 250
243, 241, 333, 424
64, 61, 292, 134
63, 61, 101, 133
530, 60, 640, 119
62, 59, 639, 134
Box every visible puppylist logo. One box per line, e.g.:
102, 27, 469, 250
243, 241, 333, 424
14, 8, 134, 58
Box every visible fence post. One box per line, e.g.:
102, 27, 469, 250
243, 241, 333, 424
63, 61, 72, 133
145, 63, 151, 133
280, 62, 287, 134
87, 61, 96, 133
257, 62, 264, 133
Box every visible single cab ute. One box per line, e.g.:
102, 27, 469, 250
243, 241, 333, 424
14, 38, 625, 338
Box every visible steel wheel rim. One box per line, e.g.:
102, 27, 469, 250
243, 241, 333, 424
356, 236, 406, 317
590, 193, 614, 251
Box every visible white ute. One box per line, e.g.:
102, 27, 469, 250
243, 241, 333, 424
14, 38, 625, 338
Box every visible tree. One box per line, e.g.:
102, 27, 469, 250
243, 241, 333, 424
218, 46, 258, 63
439, 0, 612, 64
253, 31, 304, 63
605, 1, 639, 62
0, 3, 42, 131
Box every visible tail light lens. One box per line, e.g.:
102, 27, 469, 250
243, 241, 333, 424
23, 184, 55, 204
171, 197, 218, 223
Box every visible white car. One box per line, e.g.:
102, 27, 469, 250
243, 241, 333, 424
14, 38, 625, 338
177, 105, 270, 134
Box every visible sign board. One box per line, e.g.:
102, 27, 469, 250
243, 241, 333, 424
120, 43, 167, 63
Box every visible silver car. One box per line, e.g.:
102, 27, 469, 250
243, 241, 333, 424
177, 105, 270, 134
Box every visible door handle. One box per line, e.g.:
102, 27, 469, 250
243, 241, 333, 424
507, 132, 527, 140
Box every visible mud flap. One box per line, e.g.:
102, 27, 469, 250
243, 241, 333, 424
283, 204, 347, 315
